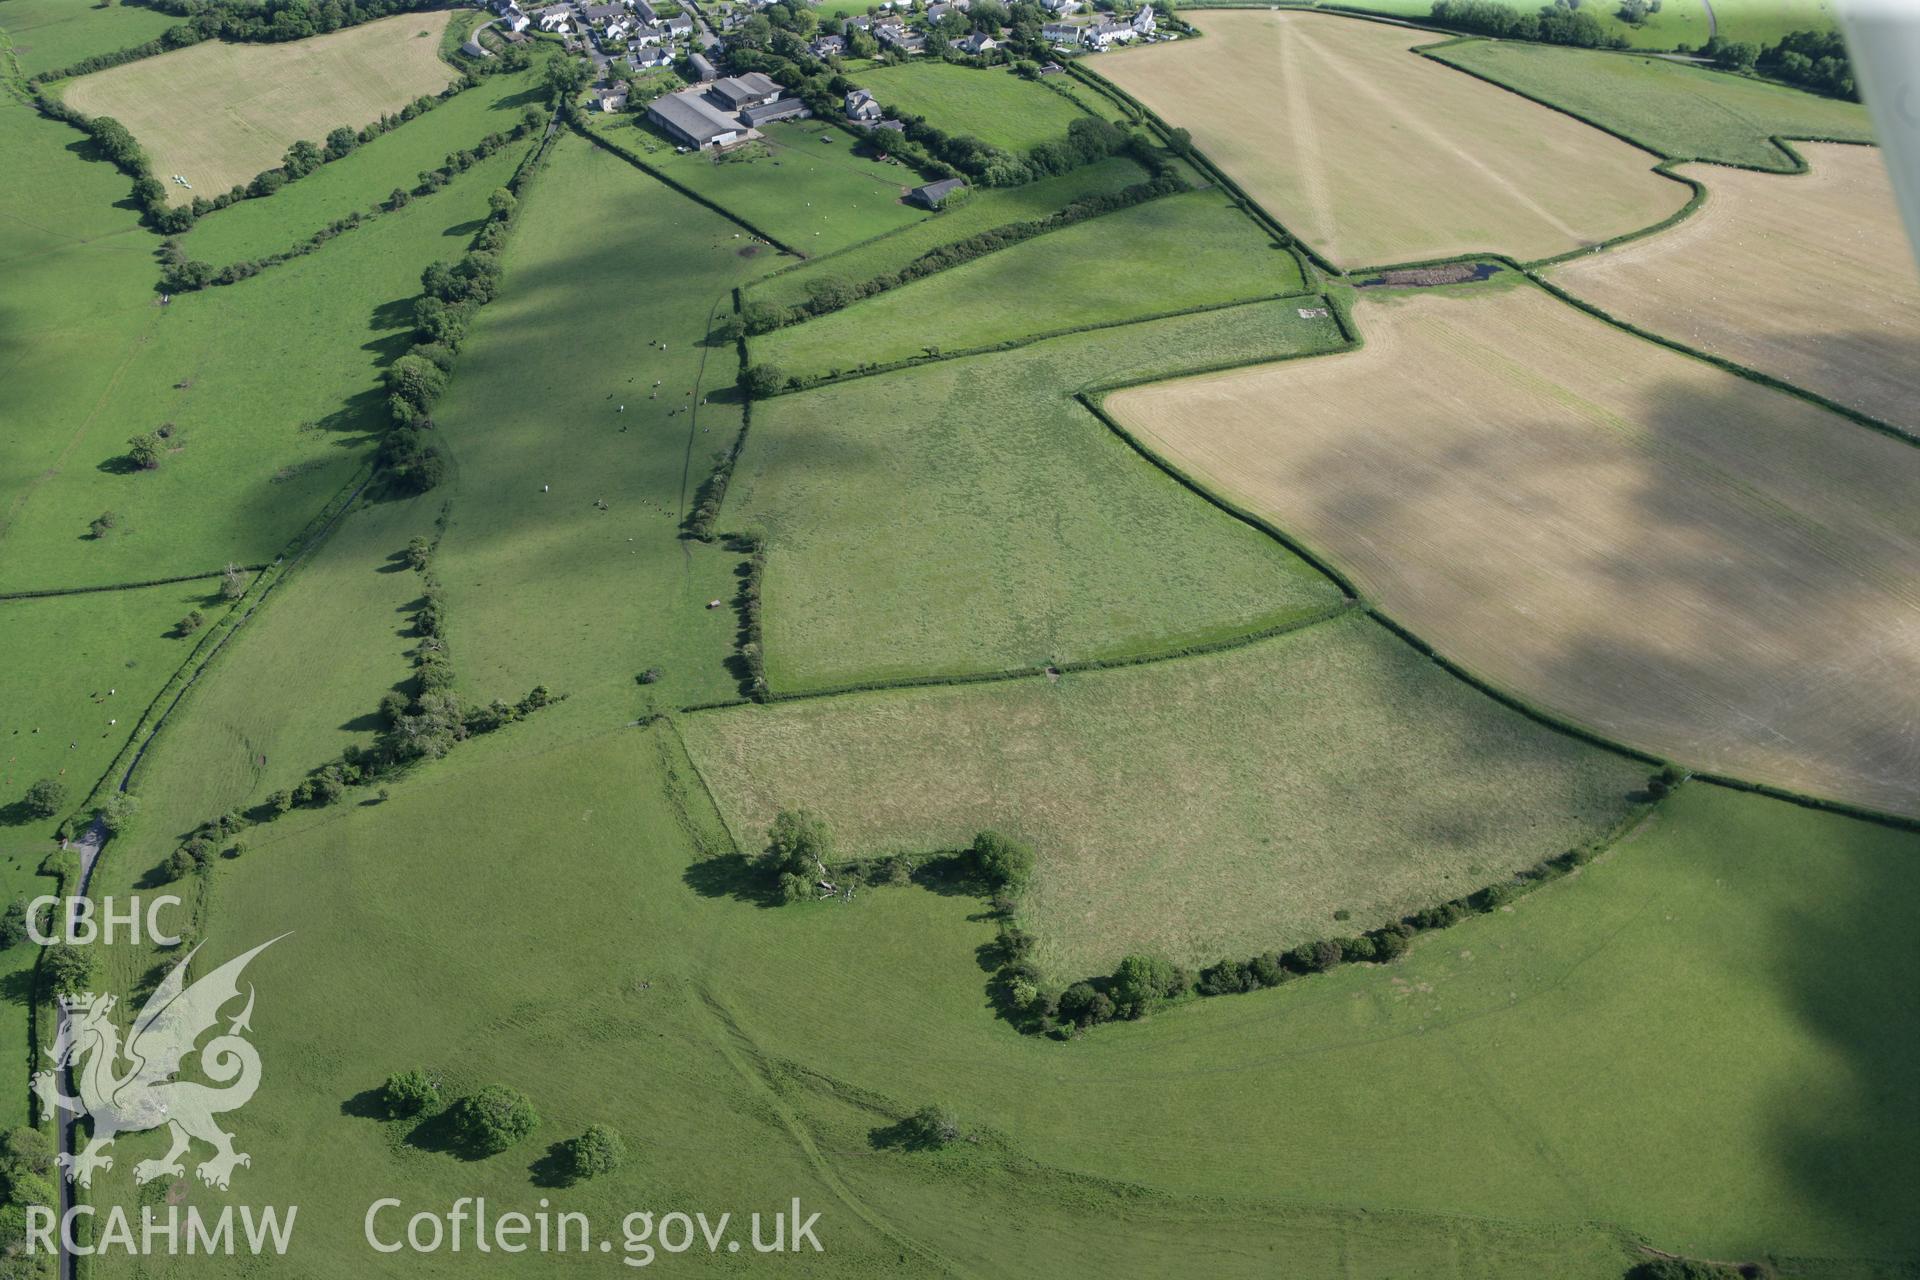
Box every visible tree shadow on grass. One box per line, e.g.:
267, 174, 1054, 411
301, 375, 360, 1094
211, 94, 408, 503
867, 1117, 945, 1152
528, 1143, 577, 1189
404, 1107, 482, 1159
340, 1088, 390, 1120
681, 853, 781, 909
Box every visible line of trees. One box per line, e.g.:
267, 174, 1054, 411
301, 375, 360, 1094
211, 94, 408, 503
160, 108, 544, 292
1000, 768, 1678, 1036
725, 156, 1183, 340
1429, 0, 1628, 49
36, 39, 534, 238
1705, 29, 1855, 99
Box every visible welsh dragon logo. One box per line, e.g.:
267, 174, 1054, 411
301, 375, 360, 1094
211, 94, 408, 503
33, 935, 286, 1190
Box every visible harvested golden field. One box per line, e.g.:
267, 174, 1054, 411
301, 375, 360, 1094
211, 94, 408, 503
63, 12, 459, 204
1097, 9, 1688, 268
1107, 286, 1920, 819
1549, 143, 1920, 434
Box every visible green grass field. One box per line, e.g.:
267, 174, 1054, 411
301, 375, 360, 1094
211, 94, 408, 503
587, 113, 929, 255
1432, 39, 1874, 170
750, 190, 1304, 378
725, 299, 1346, 692
1271, 0, 1838, 49
858, 61, 1099, 151
83, 718, 1920, 1276
104, 493, 445, 835
179, 57, 553, 267
428, 135, 762, 720
0, 578, 228, 839
682, 610, 1647, 979
748, 153, 1150, 315
0, 0, 181, 80
0, 136, 528, 593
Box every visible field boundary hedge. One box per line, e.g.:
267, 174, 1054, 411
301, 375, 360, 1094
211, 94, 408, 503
1417, 36, 1874, 178
754, 289, 1329, 394
0, 568, 257, 601
741, 599, 1358, 708
574, 118, 802, 257
162, 118, 545, 292
1064, 62, 1333, 281
1524, 273, 1920, 448
739, 168, 1189, 334
1014, 782, 1673, 1035
64, 464, 376, 835
61, 98, 567, 835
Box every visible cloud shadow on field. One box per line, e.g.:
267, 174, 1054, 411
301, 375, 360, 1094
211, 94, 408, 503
1259, 331, 1920, 1252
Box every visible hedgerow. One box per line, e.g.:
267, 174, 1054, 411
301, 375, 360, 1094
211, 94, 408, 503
728, 144, 1184, 337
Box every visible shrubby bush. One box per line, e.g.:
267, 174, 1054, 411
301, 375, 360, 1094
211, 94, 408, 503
559, 1124, 627, 1179
452, 1085, 539, 1155
383, 1068, 439, 1117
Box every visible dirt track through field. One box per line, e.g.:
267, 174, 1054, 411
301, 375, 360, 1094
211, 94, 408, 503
1107, 286, 1920, 819
1098, 10, 1687, 267
1549, 142, 1920, 435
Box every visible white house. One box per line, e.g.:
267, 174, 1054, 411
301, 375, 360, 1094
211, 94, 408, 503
1041, 20, 1080, 44
954, 31, 995, 53
1130, 4, 1155, 34
845, 87, 884, 122
1082, 19, 1135, 47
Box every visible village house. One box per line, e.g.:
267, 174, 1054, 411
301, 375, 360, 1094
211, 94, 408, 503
531, 4, 574, 32
1131, 4, 1156, 34
663, 13, 694, 36
954, 30, 996, 53
629, 43, 673, 67
1082, 18, 1134, 47
844, 86, 884, 122
1041, 0, 1080, 12
500, 10, 532, 32
809, 34, 846, 57
594, 86, 630, 111
627, 21, 667, 43
1041, 20, 1080, 44
874, 22, 925, 52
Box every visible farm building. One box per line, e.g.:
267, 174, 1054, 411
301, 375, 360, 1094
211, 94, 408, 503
742, 97, 810, 126
707, 72, 781, 111
647, 73, 794, 149
689, 51, 717, 80
908, 177, 967, 209
649, 87, 753, 148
